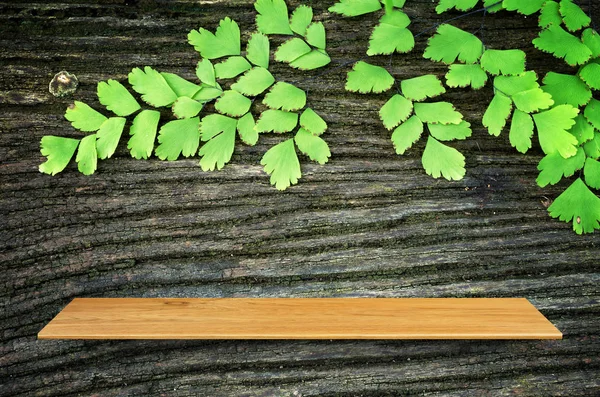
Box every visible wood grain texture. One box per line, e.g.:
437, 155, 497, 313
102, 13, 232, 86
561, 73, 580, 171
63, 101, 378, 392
37, 298, 562, 339
1, 0, 599, 395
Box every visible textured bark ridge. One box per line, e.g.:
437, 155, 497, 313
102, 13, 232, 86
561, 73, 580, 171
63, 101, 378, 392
1, 1, 599, 396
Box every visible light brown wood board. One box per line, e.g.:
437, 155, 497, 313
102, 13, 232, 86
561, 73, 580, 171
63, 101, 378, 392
38, 298, 562, 340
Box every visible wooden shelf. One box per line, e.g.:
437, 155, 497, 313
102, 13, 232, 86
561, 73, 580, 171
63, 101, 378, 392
37, 298, 562, 340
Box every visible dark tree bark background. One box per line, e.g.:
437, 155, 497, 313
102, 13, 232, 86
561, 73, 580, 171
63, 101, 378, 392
1, 1, 599, 396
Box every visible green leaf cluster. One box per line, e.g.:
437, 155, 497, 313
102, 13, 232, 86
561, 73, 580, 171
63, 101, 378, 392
329, 0, 414, 56
538, 1, 591, 32
533, 1, 597, 67
535, 102, 600, 233
40, 1, 331, 191
260, 107, 331, 190
255, 0, 331, 70
426, 16, 598, 228
40, 0, 600, 232
336, 0, 434, 179
378, 74, 470, 180
424, 24, 527, 91
534, 24, 593, 66
367, 10, 414, 55
43, 84, 139, 175
434, 0, 592, 23
41, 70, 201, 176
338, 0, 600, 232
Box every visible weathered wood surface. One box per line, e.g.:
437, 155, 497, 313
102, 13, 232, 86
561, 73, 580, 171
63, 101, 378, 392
1, 0, 599, 395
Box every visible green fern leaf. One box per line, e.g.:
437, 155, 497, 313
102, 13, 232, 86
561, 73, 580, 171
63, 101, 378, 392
161, 73, 202, 98
413, 102, 463, 125
214, 56, 252, 79
328, 0, 382, 17
584, 99, 600, 130
198, 127, 236, 171
483, 93, 513, 136
578, 60, 600, 90
533, 24, 592, 66
172, 97, 203, 119
584, 132, 600, 159
436, 0, 478, 14
539, 1, 562, 28
261, 138, 302, 190
198, 114, 237, 171
294, 128, 331, 164
493, 71, 538, 96
582, 29, 600, 58
215, 90, 252, 117
305, 22, 327, 50
246, 33, 270, 69
537, 148, 586, 187
508, 109, 534, 153
502, 0, 545, 15
559, 0, 590, 32
401, 74, 445, 102
97, 80, 140, 117
255, 110, 298, 133
290, 5, 313, 36
128, 67, 178, 107
289, 49, 331, 70
548, 178, 600, 234
423, 24, 483, 64
155, 117, 200, 161
584, 158, 600, 189
237, 113, 258, 146
255, 0, 293, 35
480, 49, 526, 76
274, 38, 312, 63
541, 72, 592, 107
428, 120, 472, 141
346, 61, 394, 94
379, 94, 414, 130
367, 11, 414, 56
96, 117, 126, 159
512, 87, 554, 113
196, 59, 217, 87
263, 82, 307, 112
421, 136, 465, 180
199, 114, 237, 140
39, 136, 80, 175
391, 116, 423, 154
188, 17, 241, 59
569, 115, 595, 145
193, 86, 223, 102
231, 67, 275, 96
445, 64, 488, 89
199, 129, 236, 171
76, 134, 98, 175
128, 110, 160, 160
533, 104, 580, 158
65, 101, 107, 132
300, 108, 328, 136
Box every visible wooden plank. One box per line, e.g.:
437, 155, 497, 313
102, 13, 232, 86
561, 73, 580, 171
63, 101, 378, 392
37, 298, 562, 340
